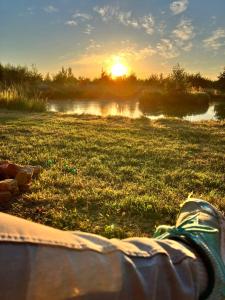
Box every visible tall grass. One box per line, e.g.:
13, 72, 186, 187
0, 85, 46, 112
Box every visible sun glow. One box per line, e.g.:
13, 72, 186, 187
111, 62, 128, 78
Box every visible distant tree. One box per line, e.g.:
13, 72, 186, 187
100, 69, 111, 82
147, 74, 159, 86
0, 63, 42, 86
52, 67, 77, 84
28, 64, 43, 82
44, 73, 51, 83
67, 67, 77, 84
126, 73, 138, 84
0, 63, 4, 84
52, 67, 68, 84
146, 74, 164, 88
166, 64, 189, 94
187, 73, 213, 90
217, 67, 225, 91
78, 76, 91, 85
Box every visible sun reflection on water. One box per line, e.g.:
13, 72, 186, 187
47, 100, 224, 121
48, 100, 142, 118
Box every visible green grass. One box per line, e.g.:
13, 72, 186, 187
0, 110, 224, 238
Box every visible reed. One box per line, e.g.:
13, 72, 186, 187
0, 85, 46, 112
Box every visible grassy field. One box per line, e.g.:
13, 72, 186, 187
0, 110, 224, 238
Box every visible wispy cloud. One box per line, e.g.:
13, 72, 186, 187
203, 28, 225, 50
173, 19, 195, 41
141, 15, 155, 35
72, 12, 92, 21
65, 20, 77, 26
117, 11, 139, 28
93, 6, 115, 22
84, 24, 94, 35
170, 0, 189, 15
86, 39, 102, 51
175, 40, 193, 52
94, 6, 155, 35
157, 39, 179, 59
94, 6, 138, 28
158, 21, 166, 35
65, 11, 92, 29
170, 19, 195, 52
181, 42, 193, 51
117, 43, 156, 61
43, 5, 59, 14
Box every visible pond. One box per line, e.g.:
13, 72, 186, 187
47, 99, 225, 121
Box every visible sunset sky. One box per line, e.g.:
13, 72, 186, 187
1, 0, 225, 79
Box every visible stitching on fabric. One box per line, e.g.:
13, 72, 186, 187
0, 233, 154, 257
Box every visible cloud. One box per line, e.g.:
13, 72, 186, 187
72, 12, 92, 21
65, 20, 77, 26
158, 21, 166, 34
94, 6, 137, 27
170, 19, 195, 52
65, 11, 92, 30
86, 39, 102, 51
181, 42, 193, 51
157, 39, 180, 58
117, 44, 156, 61
71, 41, 156, 70
84, 24, 94, 35
93, 6, 116, 22
43, 5, 58, 13
117, 11, 139, 28
140, 15, 155, 35
173, 19, 195, 41
94, 6, 155, 35
175, 40, 193, 51
170, 0, 189, 15
203, 28, 225, 50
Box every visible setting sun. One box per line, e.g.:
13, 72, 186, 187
111, 63, 128, 77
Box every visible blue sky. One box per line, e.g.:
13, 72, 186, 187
1, 0, 225, 78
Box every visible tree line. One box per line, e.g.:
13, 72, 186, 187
0, 63, 224, 88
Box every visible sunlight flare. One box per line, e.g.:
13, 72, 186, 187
110, 59, 129, 78
111, 63, 128, 77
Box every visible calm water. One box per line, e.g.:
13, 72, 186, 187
47, 99, 225, 121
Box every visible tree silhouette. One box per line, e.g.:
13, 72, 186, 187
166, 64, 189, 94
217, 67, 225, 91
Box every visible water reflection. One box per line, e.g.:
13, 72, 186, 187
47, 99, 225, 121
139, 100, 209, 118
48, 100, 142, 118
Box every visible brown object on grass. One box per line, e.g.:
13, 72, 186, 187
5, 163, 22, 178
0, 191, 12, 202
0, 162, 9, 179
0, 161, 42, 202
0, 179, 19, 195
16, 167, 34, 186
0, 160, 10, 164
